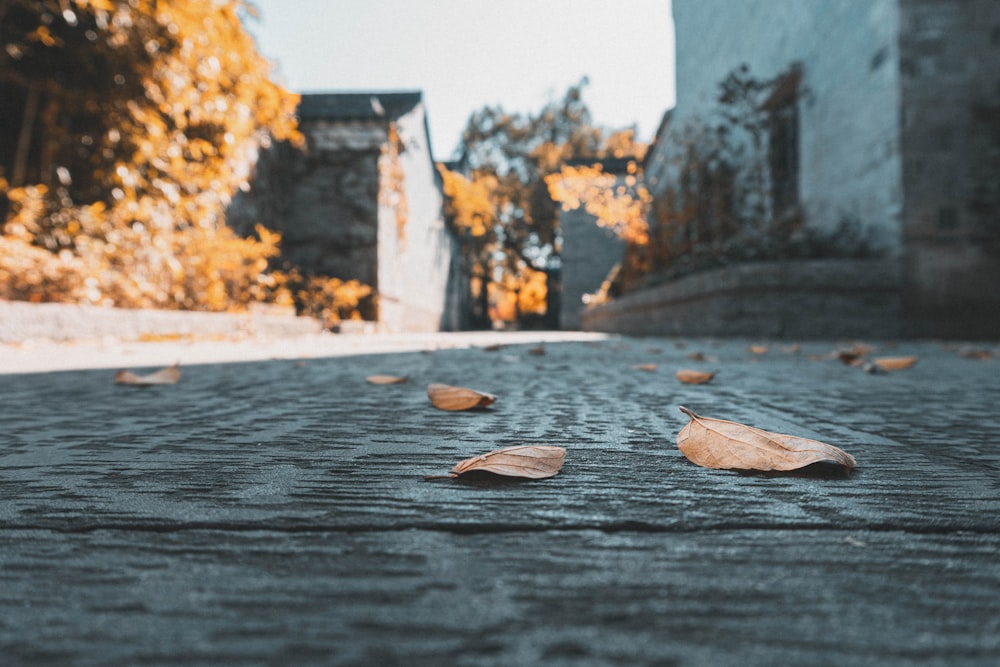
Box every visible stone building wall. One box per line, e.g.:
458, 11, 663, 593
615, 0, 1000, 338
227, 92, 459, 332
649, 0, 903, 253
897, 0, 1000, 336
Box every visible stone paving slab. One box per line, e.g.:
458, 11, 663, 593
1, 336, 999, 665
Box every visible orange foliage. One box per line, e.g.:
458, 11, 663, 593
545, 163, 652, 246
0, 0, 344, 314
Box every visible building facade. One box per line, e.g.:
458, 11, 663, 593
230, 91, 462, 332
631, 0, 1000, 338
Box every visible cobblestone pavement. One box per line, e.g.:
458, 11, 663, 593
1, 334, 999, 666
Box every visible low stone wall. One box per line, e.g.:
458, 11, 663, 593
581, 259, 902, 339
0, 301, 322, 344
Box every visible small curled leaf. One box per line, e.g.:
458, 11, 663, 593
427, 383, 497, 411
366, 375, 407, 384
872, 356, 918, 371
675, 369, 715, 385
114, 363, 181, 386
426, 445, 566, 480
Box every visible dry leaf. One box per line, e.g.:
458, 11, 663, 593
837, 350, 866, 366
676, 406, 856, 473
749, 345, 768, 355
675, 369, 715, 385
114, 363, 181, 386
958, 347, 992, 360
632, 363, 658, 372
366, 375, 407, 384
782, 343, 802, 354
427, 383, 497, 411
872, 356, 918, 371
428, 445, 566, 480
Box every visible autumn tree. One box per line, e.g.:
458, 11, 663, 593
441, 80, 646, 328
0, 0, 308, 311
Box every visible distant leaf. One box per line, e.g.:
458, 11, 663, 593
114, 363, 180, 386
427, 383, 497, 411
872, 356, 918, 371
632, 363, 658, 372
675, 369, 715, 385
749, 345, 768, 355
429, 445, 566, 480
958, 347, 992, 360
366, 374, 407, 385
676, 406, 856, 473
687, 351, 706, 362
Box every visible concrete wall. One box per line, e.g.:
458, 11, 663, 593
649, 0, 903, 252
375, 103, 457, 333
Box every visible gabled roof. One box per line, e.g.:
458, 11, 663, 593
297, 91, 423, 122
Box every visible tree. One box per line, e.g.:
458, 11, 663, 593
442, 80, 646, 328
0, 0, 308, 311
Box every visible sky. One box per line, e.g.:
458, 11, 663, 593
245, 0, 676, 161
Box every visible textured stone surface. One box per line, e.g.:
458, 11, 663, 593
2, 335, 999, 665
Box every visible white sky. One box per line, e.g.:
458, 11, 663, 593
246, 0, 676, 160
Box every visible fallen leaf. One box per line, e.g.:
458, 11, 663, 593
632, 363, 658, 372
837, 350, 866, 366
114, 363, 181, 386
675, 369, 715, 384
872, 356, 918, 371
366, 375, 407, 384
427, 445, 566, 480
958, 347, 992, 360
676, 406, 856, 473
749, 345, 768, 355
427, 383, 497, 411
687, 351, 706, 362
782, 343, 802, 354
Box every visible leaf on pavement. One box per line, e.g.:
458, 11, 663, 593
675, 369, 715, 385
749, 345, 769, 355
366, 374, 407, 384
676, 406, 856, 473
632, 363, 658, 372
428, 445, 566, 480
957, 347, 992, 360
427, 383, 497, 411
872, 356, 918, 371
114, 363, 181, 386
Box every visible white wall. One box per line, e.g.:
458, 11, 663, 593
376, 103, 455, 332
654, 0, 904, 253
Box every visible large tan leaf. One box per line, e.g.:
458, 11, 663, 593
114, 363, 181, 386
676, 406, 856, 473
427, 383, 497, 411
431, 445, 566, 480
